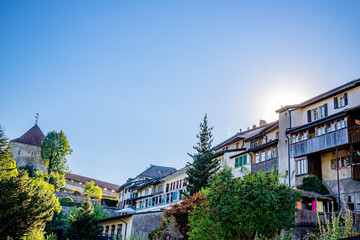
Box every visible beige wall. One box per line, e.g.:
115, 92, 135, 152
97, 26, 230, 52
321, 149, 351, 181
101, 216, 133, 240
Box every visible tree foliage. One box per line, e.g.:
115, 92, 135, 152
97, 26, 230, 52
0, 126, 17, 180
186, 114, 219, 195
41, 130, 72, 179
161, 192, 207, 239
301, 175, 330, 195
188, 168, 302, 239
84, 180, 102, 200
0, 171, 61, 240
65, 200, 105, 240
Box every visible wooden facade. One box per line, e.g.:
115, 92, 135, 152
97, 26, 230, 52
251, 157, 278, 173
290, 128, 348, 158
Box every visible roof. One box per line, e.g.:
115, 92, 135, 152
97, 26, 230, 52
245, 121, 278, 142
214, 148, 246, 158
11, 124, 45, 147
276, 78, 360, 113
65, 173, 120, 190
137, 165, 177, 179
99, 210, 163, 223
159, 165, 190, 182
248, 139, 278, 152
214, 123, 272, 150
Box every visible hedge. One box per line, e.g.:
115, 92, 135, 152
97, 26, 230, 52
60, 197, 73, 203
60, 201, 82, 207
101, 198, 118, 207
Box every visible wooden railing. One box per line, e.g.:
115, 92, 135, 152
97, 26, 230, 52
290, 128, 348, 158
251, 157, 278, 173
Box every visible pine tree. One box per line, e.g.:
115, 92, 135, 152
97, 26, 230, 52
65, 200, 103, 240
186, 114, 219, 195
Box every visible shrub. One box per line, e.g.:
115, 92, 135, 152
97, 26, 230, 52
302, 175, 330, 195
84, 181, 102, 200
148, 227, 163, 240
60, 201, 81, 207
60, 197, 73, 203
101, 197, 118, 207
72, 189, 82, 195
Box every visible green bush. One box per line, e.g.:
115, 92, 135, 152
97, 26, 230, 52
60, 197, 73, 203
72, 189, 82, 195
302, 175, 330, 195
60, 201, 81, 207
101, 197, 118, 207
148, 227, 163, 240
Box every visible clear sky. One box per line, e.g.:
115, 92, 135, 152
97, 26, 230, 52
1, 0, 360, 184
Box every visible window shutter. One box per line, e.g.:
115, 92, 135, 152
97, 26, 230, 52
334, 97, 338, 109
173, 192, 177, 200
244, 155, 247, 164
344, 93, 348, 106
307, 110, 312, 122
324, 103, 328, 117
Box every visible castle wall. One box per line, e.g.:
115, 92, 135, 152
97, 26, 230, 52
9, 142, 47, 173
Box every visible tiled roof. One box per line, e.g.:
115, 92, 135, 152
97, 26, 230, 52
65, 173, 120, 190
11, 124, 45, 147
137, 165, 177, 179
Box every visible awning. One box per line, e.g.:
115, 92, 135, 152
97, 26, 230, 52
115, 208, 135, 214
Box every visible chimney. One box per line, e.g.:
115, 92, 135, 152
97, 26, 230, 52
252, 125, 256, 129
239, 128, 242, 132
259, 119, 267, 126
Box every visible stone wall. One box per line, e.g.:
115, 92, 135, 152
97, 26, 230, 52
131, 212, 163, 239
9, 142, 47, 173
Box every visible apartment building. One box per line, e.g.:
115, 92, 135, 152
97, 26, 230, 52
277, 79, 360, 209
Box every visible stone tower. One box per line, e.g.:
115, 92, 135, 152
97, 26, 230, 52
9, 124, 47, 173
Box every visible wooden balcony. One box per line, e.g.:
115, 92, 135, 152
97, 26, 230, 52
252, 157, 278, 174
290, 128, 348, 158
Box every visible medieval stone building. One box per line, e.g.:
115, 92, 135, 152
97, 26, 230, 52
9, 124, 47, 173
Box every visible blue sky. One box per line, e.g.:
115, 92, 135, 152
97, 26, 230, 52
1, 0, 360, 184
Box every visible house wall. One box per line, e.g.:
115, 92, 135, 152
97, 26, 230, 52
290, 86, 360, 128
321, 149, 351, 181
101, 216, 133, 240
9, 142, 47, 173
64, 180, 118, 198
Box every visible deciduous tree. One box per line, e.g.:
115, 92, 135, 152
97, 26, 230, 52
84, 180, 103, 200
188, 168, 302, 239
186, 114, 219, 195
41, 130, 72, 181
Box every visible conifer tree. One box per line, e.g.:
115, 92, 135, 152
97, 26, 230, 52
0, 126, 17, 180
186, 114, 219, 195
65, 200, 103, 240
0, 171, 61, 240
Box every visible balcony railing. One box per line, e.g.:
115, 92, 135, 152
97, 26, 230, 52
290, 128, 348, 158
252, 157, 278, 174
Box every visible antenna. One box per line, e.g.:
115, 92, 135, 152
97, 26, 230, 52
35, 113, 39, 125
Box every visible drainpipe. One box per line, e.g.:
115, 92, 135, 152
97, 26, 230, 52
336, 147, 340, 203
285, 109, 293, 186
118, 219, 127, 240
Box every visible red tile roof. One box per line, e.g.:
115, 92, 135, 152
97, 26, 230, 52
11, 124, 45, 147
65, 173, 120, 190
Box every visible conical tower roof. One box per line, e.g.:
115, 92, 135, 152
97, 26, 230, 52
11, 124, 45, 147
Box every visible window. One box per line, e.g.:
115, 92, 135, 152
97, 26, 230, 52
235, 155, 248, 168
255, 153, 260, 163
261, 151, 265, 162
266, 149, 272, 160
337, 120, 341, 130
273, 146, 278, 157
334, 93, 348, 109
303, 131, 308, 140
341, 119, 346, 128
292, 134, 296, 143
313, 108, 319, 121
295, 134, 299, 143
320, 106, 326, 118
297, 159, 308, 175
321, 125, 326, 134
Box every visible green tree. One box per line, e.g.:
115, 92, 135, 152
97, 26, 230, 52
84, 180, 102, 199
49, 172, 66, 191
65, 200, 104, 240
186, 114, 219, 195
0, 126, 17, 180
188, 168, 302, 240
19, 164, 38, 178
41, 130, 72, 181
0, 171, 61, 240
